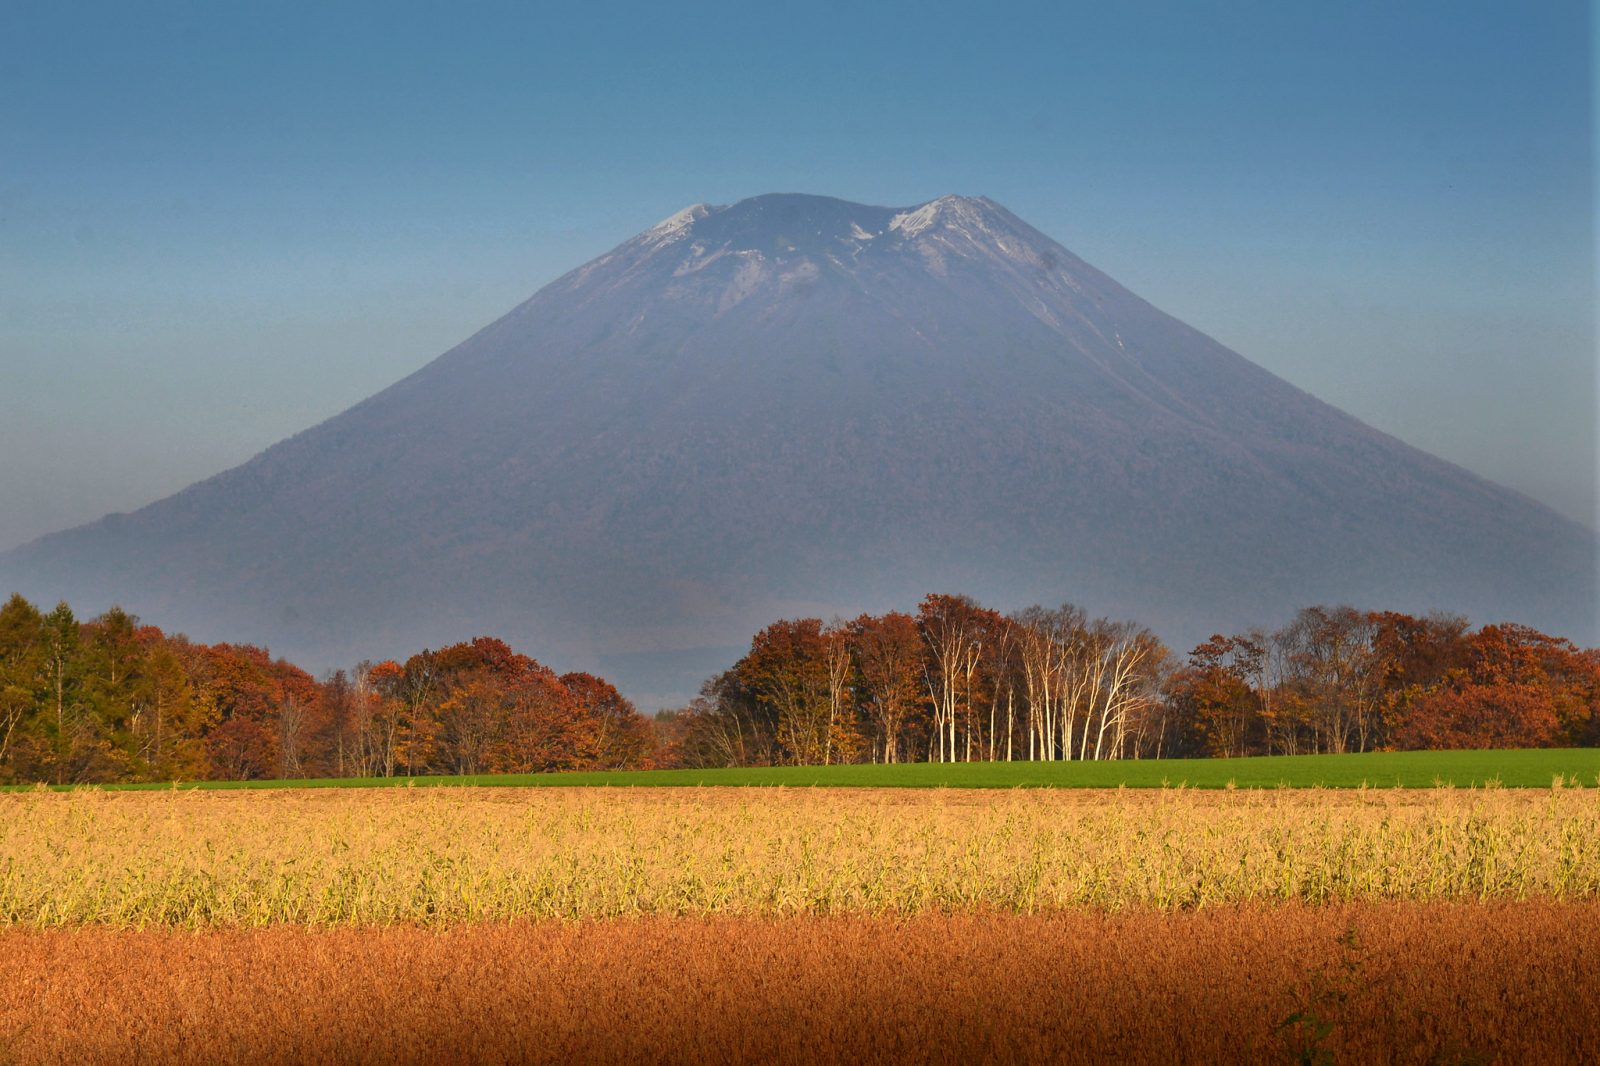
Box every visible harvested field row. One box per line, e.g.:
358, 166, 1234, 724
3, 787, 1598, 925
1, 903, 1595, 1064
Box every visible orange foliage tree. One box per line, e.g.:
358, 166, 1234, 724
0, 595, 651, 783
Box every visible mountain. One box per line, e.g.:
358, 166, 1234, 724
4, 193, 1595, 705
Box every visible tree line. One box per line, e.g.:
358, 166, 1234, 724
3, 590, 1595, 783
658, 595, 1600, 766
0, 594, 653, 785
1171, 607, 1600, 757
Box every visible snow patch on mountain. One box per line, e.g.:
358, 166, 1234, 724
644, 203, 712, 245
888, 200, 946, 239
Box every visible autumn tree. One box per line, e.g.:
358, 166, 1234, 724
1276, 606, 1381, 754
736, 619, 835, 765
918, 594, 988, 763
1013, 604, 1081, 760
356, 660, 411, 777
562, 672, 655, 769
1396, 684, 1560, 750
500, 672, 594, 771
126, 632, 211, 781
662, 666, 779, 769
1391, 622, 1599, 750
849, 612, 924, 763
193, 643, 320, 780
1170, 635, 1264, 758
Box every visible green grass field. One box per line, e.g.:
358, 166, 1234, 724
8, 748, 1596, 792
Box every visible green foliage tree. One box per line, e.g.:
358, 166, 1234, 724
0, 594, 47, 781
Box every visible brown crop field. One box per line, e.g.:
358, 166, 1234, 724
1, 904, 1597, 1064
4, 786, 1598, 1062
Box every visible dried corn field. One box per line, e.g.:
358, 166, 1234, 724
1, 904, 1597, 1064
2, 786, 1598, 925
5, 787, 1598, 1063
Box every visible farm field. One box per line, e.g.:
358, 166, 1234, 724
14, 747, 1600, 792
5, 782, 1598, 1061
2, 904, 1597, 1064
3, 786, 1598, 924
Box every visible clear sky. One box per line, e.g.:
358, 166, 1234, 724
2, 0, 1594, 550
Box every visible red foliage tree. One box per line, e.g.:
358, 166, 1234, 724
1390, 623, 1599, 750
561, 672, 654, 769
195, 644, 320, 780
849, 612, 924, 763
1394, 684, 1560, 750
1172, 635, 1262, 758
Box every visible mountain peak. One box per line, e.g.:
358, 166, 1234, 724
638, 193, 1006, 257
588, 191, 1062, 318
887, 194, 996, 237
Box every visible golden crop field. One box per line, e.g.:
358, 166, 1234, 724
2, 785, 1598, 926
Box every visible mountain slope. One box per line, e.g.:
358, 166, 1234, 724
5, 193, 1594, 703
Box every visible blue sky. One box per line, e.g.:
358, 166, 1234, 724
2, 0, 1594, 548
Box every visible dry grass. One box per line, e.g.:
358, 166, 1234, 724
0, 903, 1595, 1064
5, 788, 1596, 1062
1, 786, 1597, 925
